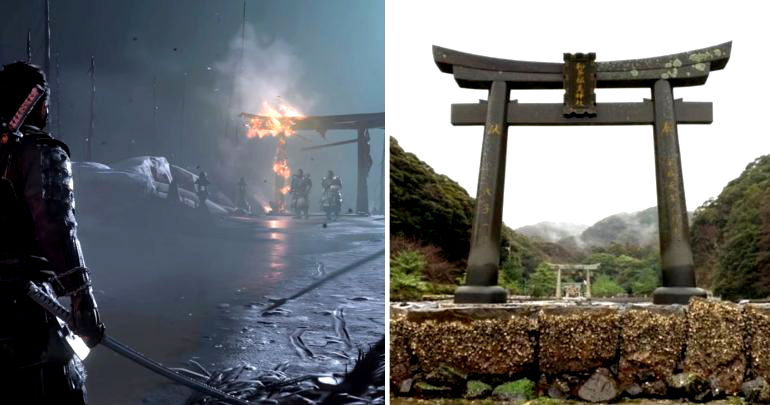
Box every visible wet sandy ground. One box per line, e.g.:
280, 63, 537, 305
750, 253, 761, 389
78, 214, 385, 404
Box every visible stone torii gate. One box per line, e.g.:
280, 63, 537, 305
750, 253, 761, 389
434, 42, 731, 305
240, 112, 384, 214
550, 263, 600, 299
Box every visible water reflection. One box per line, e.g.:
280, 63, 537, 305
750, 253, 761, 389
267, 219, 287, 229
269, 232, 286, 241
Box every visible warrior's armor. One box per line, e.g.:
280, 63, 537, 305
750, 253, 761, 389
195, 170, 210, 208
321, 171, 343, 219
290, 170, 312, 218
322, 173, 342, 191
0, 62, 104, 403
290, 170, 312, 198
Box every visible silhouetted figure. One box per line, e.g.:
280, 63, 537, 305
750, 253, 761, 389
0, 61, 104, 403
167, 178, 181, 205
236, 176, 251, 215
321, 170, 342, 220
290, 169, 311, 219
195, 168, 210, 212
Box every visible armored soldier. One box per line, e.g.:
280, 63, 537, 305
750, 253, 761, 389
303, 173, 312, 197
289, 169, 305, 212
321, 169, 342, 191
290, 168, 305, 194
0, 62, 104, 403
195, 168, 210, 209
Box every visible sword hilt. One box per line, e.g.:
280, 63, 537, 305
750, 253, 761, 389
26, 282, 259, 405
26, 281, 72, 322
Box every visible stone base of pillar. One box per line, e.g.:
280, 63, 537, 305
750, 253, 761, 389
454, 285, 507, 304
652, 286, 708, 305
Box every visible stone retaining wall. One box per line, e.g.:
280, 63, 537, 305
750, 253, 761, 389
391, 298, 770, 402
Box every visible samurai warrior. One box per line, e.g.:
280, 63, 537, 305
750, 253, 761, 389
290, 169, 312, 219
321, 170, 342, 220
0, 61, 105, 403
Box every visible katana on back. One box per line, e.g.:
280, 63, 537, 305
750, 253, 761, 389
25, 281, 259, 405
1, 84, 45, 144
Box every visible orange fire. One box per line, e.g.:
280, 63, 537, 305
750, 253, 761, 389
244, 100, 303, 213
246, 101, 304, 139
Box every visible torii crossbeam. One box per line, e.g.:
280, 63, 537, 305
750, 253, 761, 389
239, 112, 384, 214
435, 42, 731, 304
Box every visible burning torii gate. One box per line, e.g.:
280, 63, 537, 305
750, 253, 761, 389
435, 42, 731, 305
240, 111, 384, 214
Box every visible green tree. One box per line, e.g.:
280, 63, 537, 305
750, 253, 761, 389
390, 250, 428, 301
499, 255, 525, 294
630, 266, 659, 296
528, 263, 557, 298
592, 275, 625, 297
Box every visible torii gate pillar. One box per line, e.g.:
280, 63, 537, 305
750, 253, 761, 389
651, 79, 706, 304
356, 127, 371, 214
454, 81, 510, 303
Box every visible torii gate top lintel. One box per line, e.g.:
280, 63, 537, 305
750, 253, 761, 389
433, 42, 731, 90
239, 112, 384, 136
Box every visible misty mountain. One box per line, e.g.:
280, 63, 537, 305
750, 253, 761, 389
515, 222, 587, 243
516, 208, 660, 248
579, 207, 660, 247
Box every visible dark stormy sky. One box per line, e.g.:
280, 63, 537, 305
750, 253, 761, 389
0, 0, 385, 210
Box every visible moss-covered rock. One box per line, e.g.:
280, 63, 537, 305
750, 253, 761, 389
413, 381, 452, 397
464, 380, 492, 399
492, 379, 535, 401
741, 377, 770, 403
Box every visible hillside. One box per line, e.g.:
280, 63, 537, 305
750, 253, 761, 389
580, 207, 660, 247
389, 136, 545, 272
691, 155, 770, 299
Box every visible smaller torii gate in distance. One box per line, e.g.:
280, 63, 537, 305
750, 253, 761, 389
240, 112, 384, 214
549, 263, 599, 299
435, 42, 731, 305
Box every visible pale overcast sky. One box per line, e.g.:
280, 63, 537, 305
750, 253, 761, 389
386, 1, 769, 229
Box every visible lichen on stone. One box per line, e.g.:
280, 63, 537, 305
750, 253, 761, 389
409, 316, 537, 377
745, 305, 770, 381
538, 306, 621, 374
684, 298, 746, 394
618, 306, 686, 388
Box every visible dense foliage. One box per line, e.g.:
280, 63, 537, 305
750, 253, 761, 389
390, 137, 476, 264
691, 155, 770, 299
389, 249, 429, 301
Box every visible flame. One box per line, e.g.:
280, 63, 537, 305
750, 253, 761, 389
246, 101, 304, 139
272, 160, 291, 180
243, 100, 303, 213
